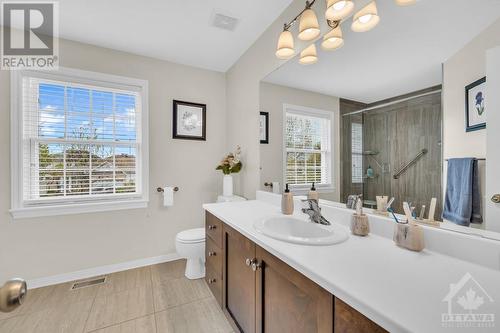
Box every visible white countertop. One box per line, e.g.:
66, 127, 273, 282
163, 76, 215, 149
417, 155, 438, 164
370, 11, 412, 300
203, 199, 500, 333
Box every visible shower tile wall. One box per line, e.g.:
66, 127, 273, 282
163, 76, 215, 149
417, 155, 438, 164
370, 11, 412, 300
341, 90, 442, 219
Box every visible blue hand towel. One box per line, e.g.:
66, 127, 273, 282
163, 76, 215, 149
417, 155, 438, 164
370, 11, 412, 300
442, 158, 482, 226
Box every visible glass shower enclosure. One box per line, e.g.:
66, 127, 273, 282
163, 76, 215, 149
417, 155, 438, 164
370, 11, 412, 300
341, 91, 442, 218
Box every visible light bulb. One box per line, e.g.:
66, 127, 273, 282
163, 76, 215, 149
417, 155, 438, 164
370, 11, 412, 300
325, 0, 354, 21
352, 1, 380, 32
359, 14, 372, 24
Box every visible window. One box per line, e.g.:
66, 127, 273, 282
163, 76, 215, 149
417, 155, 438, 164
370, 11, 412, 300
351, 122, 363, 183
11, 68, 149, 218
283, 104, 333, 191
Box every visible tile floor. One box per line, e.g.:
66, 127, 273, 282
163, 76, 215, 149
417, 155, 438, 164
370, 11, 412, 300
0, 260, 234, 333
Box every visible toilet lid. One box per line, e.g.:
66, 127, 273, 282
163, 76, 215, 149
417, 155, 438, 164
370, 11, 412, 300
176, 228, 205, 243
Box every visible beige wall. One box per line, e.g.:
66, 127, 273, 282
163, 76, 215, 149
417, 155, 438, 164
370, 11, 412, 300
0, 39, 227, 282
443, 18, 500, 226
225, 0, 330, 200
259, 82, 340, 201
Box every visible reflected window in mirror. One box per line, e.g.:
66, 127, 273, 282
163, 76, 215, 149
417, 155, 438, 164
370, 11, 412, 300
284, 104, 333, 192
351, 122, 363, 184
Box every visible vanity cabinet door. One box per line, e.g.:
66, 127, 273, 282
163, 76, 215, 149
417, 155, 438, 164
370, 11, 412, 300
255, 246, 333, 333
223, 224, 256, 333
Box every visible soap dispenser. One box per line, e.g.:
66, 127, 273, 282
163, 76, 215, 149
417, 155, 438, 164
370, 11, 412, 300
281, 184, 294, 215
307, 182, 319, 201
350, 197, 370, 236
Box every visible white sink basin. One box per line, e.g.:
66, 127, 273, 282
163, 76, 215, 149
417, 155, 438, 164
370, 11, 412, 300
254, 216, 348, 246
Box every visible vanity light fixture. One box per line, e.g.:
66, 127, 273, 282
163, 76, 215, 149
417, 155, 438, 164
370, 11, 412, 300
299, 44, 318, 65
276, 28, 295, 59
325, 0, 354, 21
395, 0, 417, 6
298, 6, 321, 40
352, 1, 380, 32
321, 25, 344, 50
275, 0, 414, 65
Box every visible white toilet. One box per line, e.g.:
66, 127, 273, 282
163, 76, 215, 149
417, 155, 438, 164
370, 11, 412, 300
175, 227, 206, 279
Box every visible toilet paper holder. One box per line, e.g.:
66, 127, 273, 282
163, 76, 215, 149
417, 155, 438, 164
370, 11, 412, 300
157, 186, 179, 193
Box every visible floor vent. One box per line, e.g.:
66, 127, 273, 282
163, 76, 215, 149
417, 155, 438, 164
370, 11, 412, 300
71, 277, 106, 290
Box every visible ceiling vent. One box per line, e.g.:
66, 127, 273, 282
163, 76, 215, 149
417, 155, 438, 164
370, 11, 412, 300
212, 13, 239, 31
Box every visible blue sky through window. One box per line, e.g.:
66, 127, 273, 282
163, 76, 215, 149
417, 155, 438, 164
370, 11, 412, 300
38, 83, 137, 155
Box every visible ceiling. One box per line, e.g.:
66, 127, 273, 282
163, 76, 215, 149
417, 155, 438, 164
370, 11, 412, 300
264, 0, 500, 103
55, 0, 293, 72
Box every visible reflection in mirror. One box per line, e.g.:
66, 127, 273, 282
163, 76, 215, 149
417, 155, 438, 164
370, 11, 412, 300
259, 0, 500, 235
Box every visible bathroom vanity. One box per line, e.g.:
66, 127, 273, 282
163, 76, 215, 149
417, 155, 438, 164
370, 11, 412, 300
204, 192, 500, 333
204, 210, 385, 333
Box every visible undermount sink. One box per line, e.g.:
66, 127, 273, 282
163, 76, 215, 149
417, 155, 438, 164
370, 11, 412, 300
254, 216, 348, 246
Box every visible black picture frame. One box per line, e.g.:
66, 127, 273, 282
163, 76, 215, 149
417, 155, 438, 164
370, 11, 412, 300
260, 111, 269, 144
465, 77, 486, 132
173, 100, 206, 141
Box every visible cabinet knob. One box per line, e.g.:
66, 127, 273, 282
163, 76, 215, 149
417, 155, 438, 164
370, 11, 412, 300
245, 258, 252, 266
251, 260, 262, 272
208, 251, 216, 257
491, 194, 500, 203
208, 225, 216, 230
208, 278, 216, 284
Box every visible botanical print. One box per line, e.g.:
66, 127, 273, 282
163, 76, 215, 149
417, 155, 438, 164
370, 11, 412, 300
465, 77, 486, 132
176, 104, 203, 136
475, 91, 484, 116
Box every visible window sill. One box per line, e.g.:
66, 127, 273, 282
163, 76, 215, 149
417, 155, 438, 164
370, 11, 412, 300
10, 199, 148, 219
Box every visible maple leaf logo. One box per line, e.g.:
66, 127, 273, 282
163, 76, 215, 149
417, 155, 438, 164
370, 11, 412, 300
457, 289, 484, 312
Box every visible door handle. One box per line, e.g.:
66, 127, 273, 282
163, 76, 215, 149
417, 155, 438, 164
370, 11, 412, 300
491, 194, 500, 203
0, 279, 27, 313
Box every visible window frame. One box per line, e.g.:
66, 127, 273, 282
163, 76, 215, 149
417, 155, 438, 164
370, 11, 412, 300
282, 103, 335, 194
10, 67, 149, 219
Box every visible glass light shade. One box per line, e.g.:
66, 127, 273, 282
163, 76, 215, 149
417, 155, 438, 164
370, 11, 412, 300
325, 0, 354, 21
352, 1, 380, 32
321, 26, 344, 50
299, 44, 318, 65
395, 0, 416, 5
298, 8, 320, 41
275, 30, 295, 59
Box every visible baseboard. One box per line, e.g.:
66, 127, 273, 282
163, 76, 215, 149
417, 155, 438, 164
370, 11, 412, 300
27, 252, 182, 289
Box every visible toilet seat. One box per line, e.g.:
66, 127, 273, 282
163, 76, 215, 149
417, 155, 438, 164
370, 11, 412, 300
176, 227, 205, 244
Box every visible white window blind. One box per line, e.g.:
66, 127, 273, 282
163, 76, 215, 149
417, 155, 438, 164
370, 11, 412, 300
21, 77, 141, 204
284, 107, 332, 187
351, 122, 363, 184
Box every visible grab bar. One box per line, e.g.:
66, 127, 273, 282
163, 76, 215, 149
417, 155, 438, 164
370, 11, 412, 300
393, 149, 428, 179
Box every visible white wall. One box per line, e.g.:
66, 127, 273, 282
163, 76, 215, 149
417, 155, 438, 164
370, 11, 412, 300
442, 18, 500, 227
259, 82, 340, 201
0, 38, 227, 282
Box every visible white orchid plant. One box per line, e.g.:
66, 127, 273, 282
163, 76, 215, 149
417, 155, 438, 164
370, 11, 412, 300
216, 146, 242, 175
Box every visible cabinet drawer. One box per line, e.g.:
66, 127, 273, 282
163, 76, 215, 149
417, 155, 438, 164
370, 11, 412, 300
206, 212, 222, 247
205, 264, 222, 306
205, 237, 222, 274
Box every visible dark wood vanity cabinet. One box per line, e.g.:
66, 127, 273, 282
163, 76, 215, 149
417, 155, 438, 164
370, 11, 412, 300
205, 212, 386, 333
255, 246, 333, 333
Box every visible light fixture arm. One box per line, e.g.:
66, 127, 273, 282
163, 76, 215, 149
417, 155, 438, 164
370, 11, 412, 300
283, 0, 317, 31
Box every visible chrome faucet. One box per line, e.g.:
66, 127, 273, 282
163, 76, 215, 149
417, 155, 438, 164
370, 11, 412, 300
302, 199, 330, 225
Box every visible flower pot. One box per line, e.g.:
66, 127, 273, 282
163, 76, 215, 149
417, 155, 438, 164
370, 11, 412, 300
223, 175, 233, 197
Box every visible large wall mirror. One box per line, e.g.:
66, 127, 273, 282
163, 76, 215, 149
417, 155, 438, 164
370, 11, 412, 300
258, 0, 500, 237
